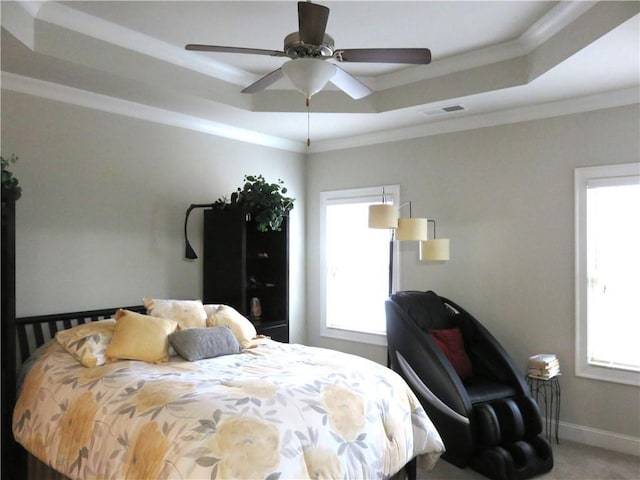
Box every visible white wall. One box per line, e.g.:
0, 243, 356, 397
306, 105, 640, 445
1, 91, 307, 342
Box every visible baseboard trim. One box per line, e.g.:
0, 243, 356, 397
554, 419, 640, 456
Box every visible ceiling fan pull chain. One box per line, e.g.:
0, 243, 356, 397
307, 96, 311, 147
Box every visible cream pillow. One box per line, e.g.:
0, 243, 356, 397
56, 319, 116, 367
143, 298, 208, 329
207, 305, 257, 349
203, 304, 220, 326
106, 309, 178, 363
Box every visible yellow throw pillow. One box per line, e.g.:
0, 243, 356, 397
207, 305, 257, 349
55, 319, 116, 367
106, 309, 178, 363
143, 298, 207, 329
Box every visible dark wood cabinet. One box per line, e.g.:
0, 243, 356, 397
2, 189, 19, 479
203, 208, 289, 343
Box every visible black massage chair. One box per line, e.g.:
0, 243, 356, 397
386, 290, 553, 480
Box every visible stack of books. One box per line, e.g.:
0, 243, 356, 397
528, 354, 560, 379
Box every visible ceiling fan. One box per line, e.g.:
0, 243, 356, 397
185, 1, 431, 100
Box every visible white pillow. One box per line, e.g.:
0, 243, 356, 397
203, 303, 220, 326
143, 298, 207, 329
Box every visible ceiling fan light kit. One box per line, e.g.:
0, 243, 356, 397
282, 58, 336, 100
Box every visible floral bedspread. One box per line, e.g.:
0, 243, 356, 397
14, 339, 444, 479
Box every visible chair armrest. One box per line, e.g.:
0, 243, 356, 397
386, 300, 473, 418
395, 351, 470, 425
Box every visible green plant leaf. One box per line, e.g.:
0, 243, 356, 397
212, 174, 295, 231
1, 153, 22, 200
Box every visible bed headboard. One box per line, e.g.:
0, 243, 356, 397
15, 305, 146, 364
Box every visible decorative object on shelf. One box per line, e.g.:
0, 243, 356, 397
368, 188, 447, 295
250, 297, 262, 320
1, 154, 22, 200
213, 175, 295, 232
183, 175, 295, 259
420, 219, 451, 261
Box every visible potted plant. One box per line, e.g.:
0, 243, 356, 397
214, 174, 294, 232
1, 154, 22, 202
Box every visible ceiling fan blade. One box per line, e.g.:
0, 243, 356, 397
330, 66, 372, 100
186, 44, 286, 57
241, 68, 285, 94
335, 48, 431, 64
298, 1, 330, 45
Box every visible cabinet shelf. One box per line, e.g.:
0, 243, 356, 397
203, 208, 289, 343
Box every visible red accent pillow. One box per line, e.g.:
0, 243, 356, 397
429, 327, 473, 379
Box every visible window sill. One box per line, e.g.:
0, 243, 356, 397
576, 362, 640, 387
321, 325, 387, 347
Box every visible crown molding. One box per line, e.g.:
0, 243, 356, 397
3, 71, 636, 154
13, 0, 255, 86
309, 87, 639, 153
0, 1, 43, 49
520, 1, 598, 51
1, 72, 304, 153
8, 0, 600, 94
374, 1, 597, 91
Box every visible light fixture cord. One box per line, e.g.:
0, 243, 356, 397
306, 97, 311, 147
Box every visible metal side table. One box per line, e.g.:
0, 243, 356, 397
527, 375, 560, 444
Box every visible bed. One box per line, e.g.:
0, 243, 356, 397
10, 302, 444, 480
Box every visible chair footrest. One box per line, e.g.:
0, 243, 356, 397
475, 397, 543, 446
469, 436, 554, 480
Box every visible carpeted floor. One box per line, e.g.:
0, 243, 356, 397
420, 441, 640, 480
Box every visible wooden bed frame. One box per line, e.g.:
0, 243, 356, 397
5, 304, 418, 480
14, 305, 146, 366
5, 305, 146, 479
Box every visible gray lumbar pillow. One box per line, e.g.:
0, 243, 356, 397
169, 326, 241, 361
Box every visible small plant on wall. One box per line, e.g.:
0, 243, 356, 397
1, 154, 22, 201
214, 174, 295, 232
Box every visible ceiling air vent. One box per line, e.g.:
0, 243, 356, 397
421, 105, 465, 116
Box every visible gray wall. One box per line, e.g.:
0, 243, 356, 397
1, 91, 307, 342
306, 105, 640, 443
3, 86, 639, 450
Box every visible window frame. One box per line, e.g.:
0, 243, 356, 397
319, 185, 400, 346
574, 162, 640, 386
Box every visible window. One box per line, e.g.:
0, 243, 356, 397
320, 185, 400, 345
575, 163, 640, 386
